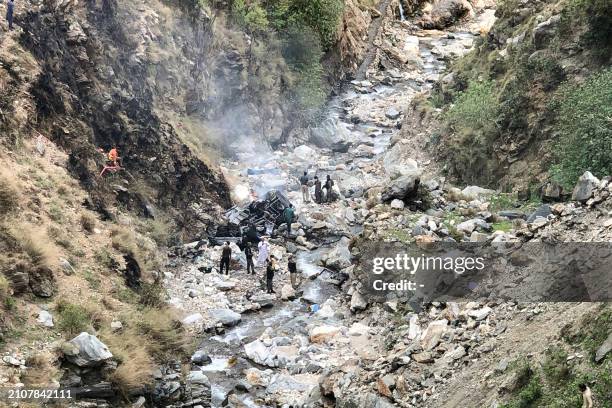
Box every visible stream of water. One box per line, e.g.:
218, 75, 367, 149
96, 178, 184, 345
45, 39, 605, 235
191, 21, 481, 407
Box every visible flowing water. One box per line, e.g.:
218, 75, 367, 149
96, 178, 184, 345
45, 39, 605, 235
192, 21, 481, 407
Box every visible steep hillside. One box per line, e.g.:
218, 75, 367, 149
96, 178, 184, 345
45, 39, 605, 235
0, 0, 382, 404
405, 0, 611, 193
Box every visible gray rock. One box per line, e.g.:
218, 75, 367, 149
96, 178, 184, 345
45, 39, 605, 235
350, 291, 368, 312
382, 173, 420, 202
595, 332, 612, 363
498, 210, 526, 220
461, 185, 495, 200
37, 310, 54, 327
457, 219, 490, 234
191, 350, 213, 366
324, 239, 352, 270
65, 332, 113, 367
533, 14, 561, 49
541, 181, 562, 201
209, 309, 241, 327
132, 396, 146, 408
182, 313, 203, 325
527, 204, 552, 223
390, 199, 405, 209
28, 267, 56, 298
385, 107, 401, 120
572, 171, 600, 202
187, 370, 210, 386
468, 306, 492, 321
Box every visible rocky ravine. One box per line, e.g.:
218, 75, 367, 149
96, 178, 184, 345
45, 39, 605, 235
147, 2, 607, 407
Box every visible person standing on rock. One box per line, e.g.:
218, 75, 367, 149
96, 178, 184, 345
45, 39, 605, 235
219, 241, 231, 275
314, 176, 322, 204
244, 243, 255, 275
288, 254, 298, 288
6, 0, 14, 30
300, 171, 310, 203
257, 237, 270, 267
283, 204, 295, 237
324, 175, 335, 202
266, 255, 277, 294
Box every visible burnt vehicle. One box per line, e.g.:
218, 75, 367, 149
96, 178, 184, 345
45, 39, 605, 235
212, 190, 292, 245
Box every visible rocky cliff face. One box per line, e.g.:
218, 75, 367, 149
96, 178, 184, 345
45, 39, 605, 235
13, 0, 231, 238
412, 0, 611, 192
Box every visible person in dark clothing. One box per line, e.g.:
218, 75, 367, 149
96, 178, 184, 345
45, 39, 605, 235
244, 243, 255, 275
324, 175, 335, 202
266, 255, 277, 294
314, 176, 322, 204
220, 241, 231, 275
6, 0, 14, 30
288, 255, 298, 288
299, 171, 310, 203
282, 204, 295, 237
245, 223, 260, 244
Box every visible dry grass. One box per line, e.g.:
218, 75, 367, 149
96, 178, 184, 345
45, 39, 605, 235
110, 227, 139, 256
134, 307, 187, 361
110, 226, 162, 273
10, 224, 58, 269
0, 170, 20, 218
145, 216, 175, 247
103, 329, 155, 395
80, 212, 97, 233
101, 306, 187, 395
22, 352, 58, 386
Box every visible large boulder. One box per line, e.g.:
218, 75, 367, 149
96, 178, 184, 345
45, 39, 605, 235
323, 239, 352, 270
381, 173, 420, 202
461, 185, 495, 200
421, 0, 473, 29
294, 145, 316, 161
595, 332, 612, 363
209, 309, 241, 327
64, 333, 113, 367
350, 291, 368, 312
29, 266, 56, 298
280, 284, 296, 300
572, 171, 600, 202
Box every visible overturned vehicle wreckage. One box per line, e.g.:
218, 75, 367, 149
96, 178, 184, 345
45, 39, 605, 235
213, 190, 292, 244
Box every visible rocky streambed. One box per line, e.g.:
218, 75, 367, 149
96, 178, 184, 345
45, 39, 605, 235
153, 8, 507, 408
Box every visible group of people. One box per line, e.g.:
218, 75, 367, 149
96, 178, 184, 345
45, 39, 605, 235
300, 172, 336, 204
219, 238, 299, 294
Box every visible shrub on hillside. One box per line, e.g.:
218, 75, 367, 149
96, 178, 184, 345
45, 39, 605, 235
550, 68, 612, 188
445, 80, 498, 132
56, 301, 92, 336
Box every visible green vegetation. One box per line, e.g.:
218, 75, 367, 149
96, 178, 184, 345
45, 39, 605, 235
94, 248, 115, 270
489, 193, 517, 212
492, 220, 513, 232
550, 68, 612, 188
445, 80, 498, 133
83, 269, 101, 290
502, 307, 612, 408
56, 301, 92, 336
432, 0, 611, 188
138, 282, 167, 308
559, 0, 612, 63
227, 0, 344, 124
